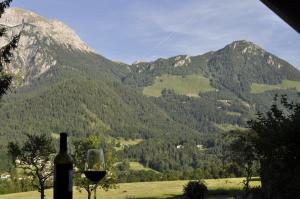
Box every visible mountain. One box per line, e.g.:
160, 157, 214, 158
0, 8, 194, 143
122, 40, 300, 135
1, 8, 300, 139
124, 40, 300, 95
1, 8, 300, 174
0, 8, 130, 87
208, 40, 300, 94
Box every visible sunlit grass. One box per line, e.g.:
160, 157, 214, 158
143, 74, 214, 97
129, 162, 159, 173
215, 123, 246, 132
0, 178, 260, 199
226, 112, 241, 116
114, 138, 143, 151
251, 80, 300, 93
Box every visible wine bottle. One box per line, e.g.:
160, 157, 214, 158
54, 132, 73, 199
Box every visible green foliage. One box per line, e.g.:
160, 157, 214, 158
0, 0, 20, 98
72, 135, 117, 198
247, 95, 300, 199
226, 95, 300, 199
247, 187, 264, 199
7, 134, 55, 199
115, 160, 130, 171
153, 93, 248, 133
0, 79, 189, 141
2, 34, 300, 192
183, 180, 207, 199
0, 177, 34, 194
117, 170, 162, 183
225, 130, 259, 198
120, 133, 252, 179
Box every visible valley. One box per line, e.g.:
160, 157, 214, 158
0, 7, 299, 198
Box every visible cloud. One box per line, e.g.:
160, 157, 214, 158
11, 0, 300, 66
129, 0, 300, 66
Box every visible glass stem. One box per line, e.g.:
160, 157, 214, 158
93, 184, 97, 199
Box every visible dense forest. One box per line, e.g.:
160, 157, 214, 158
1, 35, 300, 185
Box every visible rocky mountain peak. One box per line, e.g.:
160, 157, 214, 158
227, 40, 266, 56
0, 8, 94, 52
0, 8, 96, 85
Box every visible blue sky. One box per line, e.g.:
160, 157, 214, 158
11, 0, 300, 66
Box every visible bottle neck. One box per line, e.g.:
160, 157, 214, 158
60, 133, 68, 153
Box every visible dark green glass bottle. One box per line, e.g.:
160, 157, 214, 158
54, 132, 73, 199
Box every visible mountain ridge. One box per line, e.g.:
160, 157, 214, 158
0, 8, 94, 52
0, 8, 132, 87
2, 8, 300, 174
2, 8, 299, 92
0, 8, 300, 142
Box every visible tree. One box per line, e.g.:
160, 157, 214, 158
248, 95, 300, 199
0, 0, 21, 98
227, 95, 300, 199
7, 134, 56, 199
226, 130, 258, 198
72, 135, 117, 199
183, 180, 207, 199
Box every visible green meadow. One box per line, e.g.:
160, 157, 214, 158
215, 123, 247, 132
251, 80, 300, 93
114, 138, 143, 151
226, 112, 241, 116
114, 161, 159, 173
143, 74, 214, 97
129, 162, 159, 172
0, 178, 260, 199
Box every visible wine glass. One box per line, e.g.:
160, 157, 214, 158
84, 148, 106, 199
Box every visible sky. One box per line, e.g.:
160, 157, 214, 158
11, 0, 300, 66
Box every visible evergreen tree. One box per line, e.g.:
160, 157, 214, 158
0, 0, 21, 98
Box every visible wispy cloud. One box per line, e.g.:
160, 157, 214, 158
128, 0, 300, 65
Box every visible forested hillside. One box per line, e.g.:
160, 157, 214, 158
0, 79, 196, 142
1, 8, 300, 176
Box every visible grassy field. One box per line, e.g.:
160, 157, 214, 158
143, 74, 214, 97
215, 123, 247, 132
0, 178, 260, 199
114, 138, 143, 151
114, 161, 159, 173
118, 138, 143, 146
251, 80, 300, 93
129, 162, 158, 172
226, 112, 241, 116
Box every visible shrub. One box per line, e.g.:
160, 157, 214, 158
247, 186, 264, 199
183, 180, 208, 199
